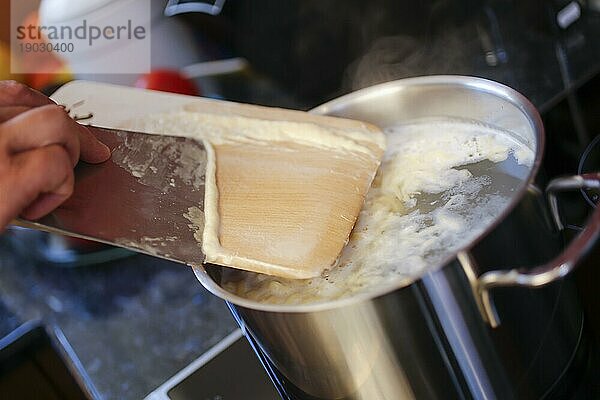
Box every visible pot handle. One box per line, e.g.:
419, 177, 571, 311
475, 173, 600, 328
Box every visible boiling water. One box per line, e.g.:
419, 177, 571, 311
404, 157, 527, 258
221, 118, 535, 305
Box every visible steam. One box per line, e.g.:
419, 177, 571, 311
346, 25, 480, 91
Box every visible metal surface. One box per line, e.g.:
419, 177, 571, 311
164, 0, 226, 16
547, 173, 600, 230
194, 76, 595, 399
13, 127, 206, 268
479, 173, 600, 327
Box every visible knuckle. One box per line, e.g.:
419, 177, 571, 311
28, 149, 50, 172
51, 149, 75, 196
65, 175, 74, 196
38, 104, 69, 120
33, 110, 80, 165
35, 105, 74, 134
0, 80, 29, 98
24, 147, 71, 192
52, 145, 72, 169
59, 172, 74, 197
36, 145, 70, 172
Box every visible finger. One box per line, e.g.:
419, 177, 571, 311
0, 106, 32, 123
78, 125, 111, 164
21, 173, 74, 220
0, 104, 80, 166
0, 145, 73, 227
0, 81, 55, 108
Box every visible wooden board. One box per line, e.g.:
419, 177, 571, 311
51, 82, 385, 278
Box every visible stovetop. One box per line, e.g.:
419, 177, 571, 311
144, 330, 280, 400
145, 327, 599, 400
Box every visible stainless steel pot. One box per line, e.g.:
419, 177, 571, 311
193, 76, 600, 399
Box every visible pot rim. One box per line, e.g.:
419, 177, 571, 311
193, 75, 546, 314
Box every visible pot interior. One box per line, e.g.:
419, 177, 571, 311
195, 75, 544, 312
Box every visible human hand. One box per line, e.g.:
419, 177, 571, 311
0, 81, 111, 231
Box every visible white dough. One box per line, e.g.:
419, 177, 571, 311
124, 110, 385, 277
221, 118, 534, 304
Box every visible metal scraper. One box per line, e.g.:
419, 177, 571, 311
13, 127, 208, 268
11, 82, 385, 278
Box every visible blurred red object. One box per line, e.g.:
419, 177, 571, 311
17, 11, 73, 90
135, 69, 199, 96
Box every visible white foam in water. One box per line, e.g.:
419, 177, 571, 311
222, 118, 535, 305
